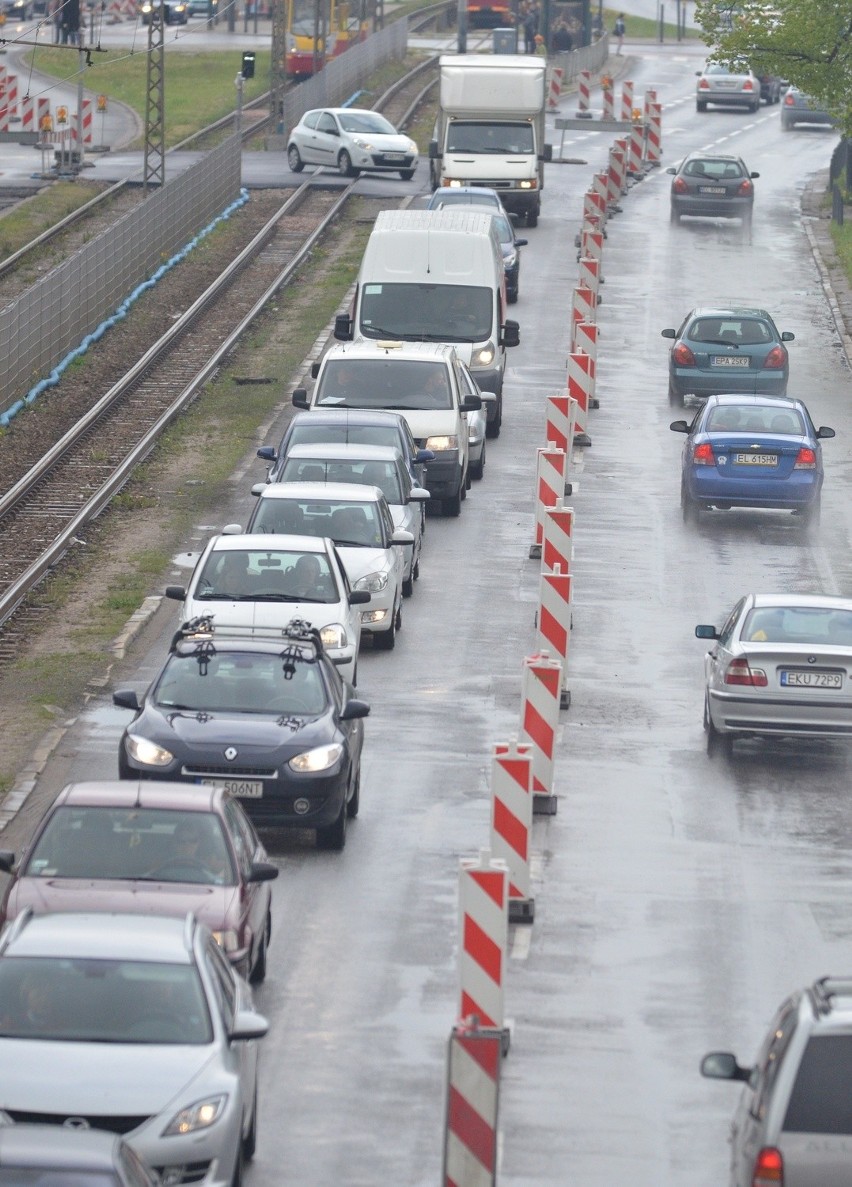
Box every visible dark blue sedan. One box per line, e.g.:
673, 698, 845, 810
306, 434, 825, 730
670, 394, 835, 527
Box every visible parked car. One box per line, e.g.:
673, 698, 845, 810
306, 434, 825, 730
695, 593, 852, 754
0, 780, 278, 982
0, 911, 267, 1186
781, 86, 837, 130
244, 480, 415, 629
696, 62, 762, 112
269, 442, 427, 618
667, 153, 758, 226
0, 1124, 161, 1187
286, 107, 418, 179
671, 394, 834, 526
164, 532, 369, 681
113, 619, 369, 847
662, 306, 794, 405
702, 975, 852, 1183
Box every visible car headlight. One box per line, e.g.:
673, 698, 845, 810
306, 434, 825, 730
289, 743, 344, 773
425, 435, 457, 451
354, 571, 389, 593
126, 734, 173, 767
320, 623, 347, 649
352, 137, 373, 149
163, 1096, 227, 1137
407, 139, 418, 153
519, 179, 538, 189
212, 929, 240, 953
471, 345, 495, 367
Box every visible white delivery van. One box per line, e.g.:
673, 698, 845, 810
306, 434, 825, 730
333, 209, 519, 435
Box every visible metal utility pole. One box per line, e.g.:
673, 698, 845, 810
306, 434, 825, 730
143, 4, 165, 191
456, 0, 466, 53
270, 0, 287, 134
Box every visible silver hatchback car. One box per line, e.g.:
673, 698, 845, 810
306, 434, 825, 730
0, 911, 268, 1187
702, 976, 852, 1187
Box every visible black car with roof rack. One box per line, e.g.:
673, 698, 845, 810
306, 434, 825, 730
113, 618, 369, 850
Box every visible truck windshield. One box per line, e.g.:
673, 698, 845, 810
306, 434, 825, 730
446, 121, 535, 154
359, 284, 492, 343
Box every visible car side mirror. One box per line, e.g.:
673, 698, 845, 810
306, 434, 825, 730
414, 448, 435, 463
222, 523, 243, 535
665, 166, 676, 174
661, 328, 676, 339
0, 851, 15, 874
113, 689, 141, 711
501, 319, 520, 348
514, 238, 528, 247
477, 391, 497, 406
340, 698, 371, 721
541, 143, 553, 162
334, 313, 353, 341
257, 445, 277, 462
781, 331, 794, 341
428, 139, 439, 158
250, 483, 266, 497
700, 1052, 750, 1082
408, 487, 430, 501
229, 1009, 269, 1042
310, 361, 320, 379
392, 529, 415, 544
817, 426, 836, 439
349, 590, 371, 605
461, 394, 482, 412
165, 585, 186, 601
695, 624, 720, 640
292, 388, 309, 409
669, 420, 689, 433
750, 171, 760, 178
247, 860, 279, 884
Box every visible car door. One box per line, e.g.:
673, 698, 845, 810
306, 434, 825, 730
330, 543, 363, 651
450, 358, 472, 473
223, 798, 266, 969
704, 596, 747, 691
380, 493, 407, 590
203, 936, 257, 1091
313, 111, 340, 166
732, 1000, 799, 1186
325, 657, 364, 766
294, 110, 322, 164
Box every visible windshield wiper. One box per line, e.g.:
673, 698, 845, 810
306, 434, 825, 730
701, 339, 741, 349
333, 538, 372, 548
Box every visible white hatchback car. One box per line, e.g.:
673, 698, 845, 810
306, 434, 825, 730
244, 482, 414, 650
165, 533, 368, 680
286, 108, 419, 179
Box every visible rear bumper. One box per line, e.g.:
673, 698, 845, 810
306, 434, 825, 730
697, 92, 757, 107
671, 368, 787, 398
687, 468, 821, 509
672, 196, 753, 219
708, 688, 852, 737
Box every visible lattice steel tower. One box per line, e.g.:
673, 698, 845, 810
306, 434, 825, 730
143, 4, 165, 191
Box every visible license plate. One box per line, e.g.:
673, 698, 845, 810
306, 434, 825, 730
384, 153, 404, 161
712, 356, 750, 367
734, 453, 778, 466
780, 670, 843, 688
699, 186, 726, 194
204, 778, 264, 797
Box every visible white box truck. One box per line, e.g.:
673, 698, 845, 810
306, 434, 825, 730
428, 54, 551, 227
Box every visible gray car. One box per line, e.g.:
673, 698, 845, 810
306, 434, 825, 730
0, 911, 268, 1187
696, 62, 762, 112
781, 87, 837, 131
0, 1124, 161, 1187
667, 153, 758, 226
702, 975, 852, 1186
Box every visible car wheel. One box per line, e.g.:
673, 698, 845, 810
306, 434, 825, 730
338, 150, 356, 177
249, 917, 269, 985
668, 378, 684, 407
507, 287, 518, 304
471, 442, 486, 480
526, 207, 539, 227
399, 168, 415, 180
801, 496, 821, 530
696, 100, 707, 112
751, 99, 760, 112
681, 481, 697, 524
287, 144, 304, 172
373, 604, 398, 649
443, 488, 462, 516
669, 207, 680, 225
347, 765, 361, 818
242, 1082, 258, 1159
704, 695, 733, 758
402, 573, 414, 597
316, 799, 347, 850
485, 398, 502, 439
413, 552, 420, 580
781, 117, 791, 131
231, 1143, 243, 1187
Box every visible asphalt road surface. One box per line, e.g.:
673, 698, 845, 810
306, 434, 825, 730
2, 41, 850, 1187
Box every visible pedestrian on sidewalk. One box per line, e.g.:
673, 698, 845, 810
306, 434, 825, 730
613, 12, 625, 54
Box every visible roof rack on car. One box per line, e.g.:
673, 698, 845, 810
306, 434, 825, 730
171, 615, 217, 673
279, 618, 323, 678
810, 976, 852, 1014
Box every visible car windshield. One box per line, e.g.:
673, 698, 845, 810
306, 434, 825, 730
705, 405, 804, 434
194, 548, 339, 605
316, 358, 454, 409
358, 285, 493, 343
155, 649, 329, 715
783, 1034, 852, 1134
23, 806, 237, 885
251, 497, 385, 547
278, 457, 404, 504
445, 121, 534, 154
741, 607, 852, 645
337, 111, 396, 135
0, 956, 212, 1044
688, 317, 773, 346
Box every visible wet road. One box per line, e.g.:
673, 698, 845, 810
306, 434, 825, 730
3, 42, 852, 1187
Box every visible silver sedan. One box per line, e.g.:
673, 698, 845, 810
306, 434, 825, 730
696, 62, 762, 112
696, 593, 852, 756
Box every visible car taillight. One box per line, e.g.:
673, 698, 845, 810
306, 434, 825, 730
698, 78, 710, 89
692, 442, 715, 465
673, 177, 689, 193
743, 79, 754, 90
737, 179, 753, 196
763, 345, 787, 369
672, 342, 695, 366
725, 658, 768, 687
794, 447, 816, 469
752, 1146, 783, 1185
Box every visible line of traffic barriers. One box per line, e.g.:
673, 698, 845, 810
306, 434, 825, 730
441, 79, 663, 1185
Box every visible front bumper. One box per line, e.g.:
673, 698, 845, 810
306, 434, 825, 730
671, 367, 787, 399
469, 364, 503, 404
708, 687, 852, 738
358, 151, 416, 172
129, 1093, 244, 1187
420, 448, 463, 499
359, 582, 395, 635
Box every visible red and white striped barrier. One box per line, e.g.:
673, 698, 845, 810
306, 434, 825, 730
643, 87, 657, 120
576, 69, 592, 118
646, 101, 662, 166
592, 171, 610, 218
71, 98, 93, 146
21, 96, 49, 135
614, 136, 630, 192
458, 851, 509, 1036
578, 256, 601, 304
491, 742, 534, 922
583, 187, 607, 226
566, 349, 593, 445
620, 79, 634, 123
628, 117, 645, 177
607, 148, 624, 209
3, 73, 17, 125
574, 320, 599, 385
520, 652, 563, 813
602, 78, 615, 121
547, 65, 563, 110
537, 564, 573, 708
581, 226, 605, 267
570, 285, 596, 351
544, 393, 576, 463
442, 1016, 501, 1187
541, 499, 575, 578
530, 446, 566, 559
106, 0, 124, 20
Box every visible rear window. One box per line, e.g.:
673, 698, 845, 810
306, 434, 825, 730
742, 607, 852, 646
705, 405, 803, 434
689, 318, 773, 345
278, 457, 403, 504
784, 1034, 852, 1133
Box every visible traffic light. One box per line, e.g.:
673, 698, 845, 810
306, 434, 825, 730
241, 51, 256, 78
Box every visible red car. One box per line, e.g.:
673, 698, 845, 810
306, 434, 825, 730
0, 781, 278, 982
